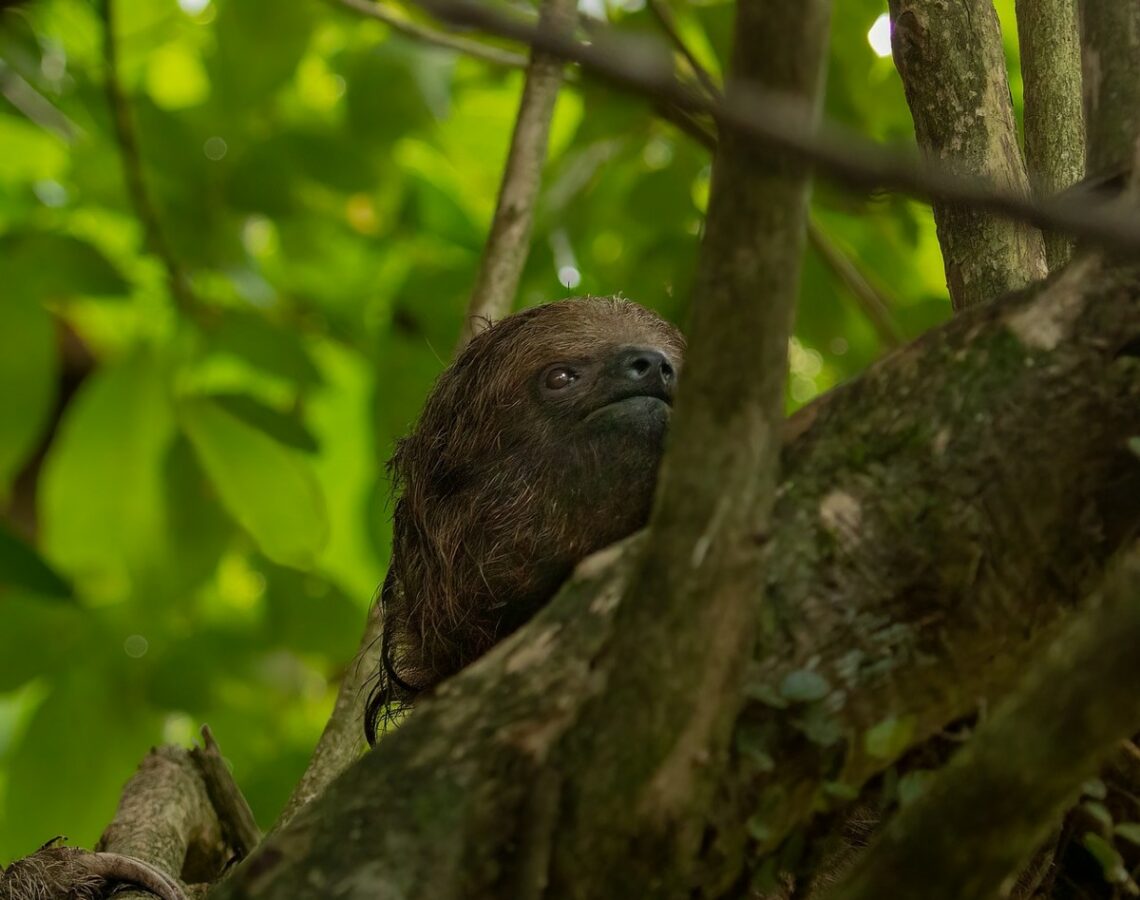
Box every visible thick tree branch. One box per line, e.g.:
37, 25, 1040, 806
99, 0, 196, 315
97, 746, 224, 899
1015, 0, 1085, 268
538, 0, 832, 892
1079, 0, 1140, 180
211, 250, 1140, 900
825, 542, 1140, 900
456, 0, 576, 349
328, 0, 527, 68
888, 0, 1046, 310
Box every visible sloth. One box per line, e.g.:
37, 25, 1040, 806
365, 297, 685, 742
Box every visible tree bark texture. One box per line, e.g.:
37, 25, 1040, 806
210, 254, 1140, 900
889, 0, 1048, 311
826, 543, 1140, 900
1015, 0, 1085, 268
543, 0, 832, 893
98, 746, 224, 898
1079, 0, 1140, 180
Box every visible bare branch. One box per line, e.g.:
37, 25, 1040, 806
190, 726, 261, 858
456, 0, 577, 349
327, 0, 527, 68
403, 0, 1140, 255
1079, 0, 1140, 179
807, 221, 905, 348
274, 602, 381, 830
647, 0, 720, 98
97, 746, 224, 899
99, 0, 196, 315
889, 0, 1046, 310
1015, 0, 1086, 268
653, 99, 905, 350
826, 543, 1140, 900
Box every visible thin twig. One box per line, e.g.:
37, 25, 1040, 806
190, 726, 261, 858
456, 0, 577, 348
274, 601, 382, 832
807, 221, 905, 348
99, 0, 196, 314
406, 0, 1140, 253
646, 0, 720, 99
328, 0, 527, 68
649, 73, 904, 349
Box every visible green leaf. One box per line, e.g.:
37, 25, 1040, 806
863, 715, 916, 760
0, 233, 130, 300
205, 310, 323, 388
39, 351, 174, 591
897, 770, 934, 807
180, 398, 328, 568
0, 524, 73, 601
779, 669, 831, 704
211, 393, 319, 453
0, 295, 57, 495
1114, 823, 1140, 845
1082, 833, 1126, 883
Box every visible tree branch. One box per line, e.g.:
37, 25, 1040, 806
99, 0, 197, 315
398, 0, 1140, 256
327, 0, 527, 68
1079, 0, 1140, 180
211, 256, 1140, 900
642, 3, 904, 349
825, 542, 1140, 900
536, 0, 832, 891
1015, 0, 1085, 269
647, 0, 720, 99
97, 745, 223, 899
456, 0, 576, 349
189, 727, 260, 858
888, 0, 1046, 310
273, 602, 381, 830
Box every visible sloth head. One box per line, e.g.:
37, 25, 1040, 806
366, 297, 684, 741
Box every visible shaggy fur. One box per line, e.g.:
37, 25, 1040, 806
365, 298, 684, 741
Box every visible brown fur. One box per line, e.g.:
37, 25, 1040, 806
366, 298, 684, 741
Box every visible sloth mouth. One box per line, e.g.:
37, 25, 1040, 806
585, 390, 672, 423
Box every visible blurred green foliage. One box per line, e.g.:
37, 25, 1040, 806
0, 0, 1024, 856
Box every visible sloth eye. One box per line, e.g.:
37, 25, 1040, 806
544, 367, 578, 390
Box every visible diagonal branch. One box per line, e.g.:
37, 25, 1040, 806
327, 0, 527, 68
826, 542, 1140, 900
211, 251, 1140, 900
643, 2, 903, 348
404, 0, 1140, 255
456, 0, 577, 349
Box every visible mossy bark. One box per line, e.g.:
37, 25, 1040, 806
1015, 0, 1085, 268
1079, 0, 1140, 179
209, 256, 1140, 900
889, 0, 1048, 310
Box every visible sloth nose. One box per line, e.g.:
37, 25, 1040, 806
619, 348, 675, 389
